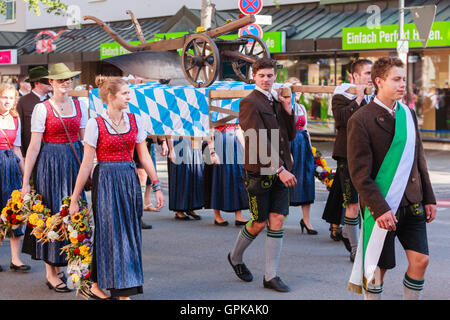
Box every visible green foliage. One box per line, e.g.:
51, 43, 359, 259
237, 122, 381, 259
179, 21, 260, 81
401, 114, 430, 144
0, 0, 67, 16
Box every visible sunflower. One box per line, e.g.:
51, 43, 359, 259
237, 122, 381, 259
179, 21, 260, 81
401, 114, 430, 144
72, 213, 82, 223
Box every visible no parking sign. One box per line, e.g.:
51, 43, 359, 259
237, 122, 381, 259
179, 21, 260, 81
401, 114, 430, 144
239, 0, 263, 15
238, 23, 264, 40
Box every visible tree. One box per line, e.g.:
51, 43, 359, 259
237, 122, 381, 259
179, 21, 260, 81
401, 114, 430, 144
0, 0, 67, 16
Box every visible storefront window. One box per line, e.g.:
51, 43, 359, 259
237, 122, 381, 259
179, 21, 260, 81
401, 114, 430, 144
417, 49, 450, 139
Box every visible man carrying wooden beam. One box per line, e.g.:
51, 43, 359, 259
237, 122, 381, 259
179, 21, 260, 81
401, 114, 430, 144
227, 57, 297, 292
329, 59, 373, 262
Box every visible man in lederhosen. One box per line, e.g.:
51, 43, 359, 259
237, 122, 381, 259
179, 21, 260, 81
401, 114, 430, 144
227, 57, 297, 292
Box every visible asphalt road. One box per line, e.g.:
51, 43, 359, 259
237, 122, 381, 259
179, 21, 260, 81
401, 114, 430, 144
0, 141, 449, 301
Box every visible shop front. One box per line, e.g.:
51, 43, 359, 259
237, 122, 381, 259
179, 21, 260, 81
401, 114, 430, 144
274, 19, 450, 141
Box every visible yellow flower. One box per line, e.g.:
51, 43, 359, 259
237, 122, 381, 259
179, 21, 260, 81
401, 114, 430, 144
311, 147, 317, 157
32, 204, 44, 213
29, 213, 39, 226
72, 213, 82, 223
324, 166, 331, 173
71, 273, 80, 283
79, 223, 87, 232
79, 245, 90, 257
36, 220, 44, 228
82, 256, 92, 265
70, 237, 78, 244
11, 190, 22, 202
1, 207, 7, 217
320, 158, 327, 167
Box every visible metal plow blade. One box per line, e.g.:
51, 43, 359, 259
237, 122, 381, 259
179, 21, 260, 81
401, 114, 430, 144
104, 50, 187, 84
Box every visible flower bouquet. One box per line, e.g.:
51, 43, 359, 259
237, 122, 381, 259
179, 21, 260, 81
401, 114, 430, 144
1, 190, 52, 243
312, 147, 335, 191
60, 196, 94, 298
0, 190, 28, 242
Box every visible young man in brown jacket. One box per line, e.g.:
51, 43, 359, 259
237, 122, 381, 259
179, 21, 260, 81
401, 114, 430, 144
347, 56, 436, 300
227, 58, 297, 292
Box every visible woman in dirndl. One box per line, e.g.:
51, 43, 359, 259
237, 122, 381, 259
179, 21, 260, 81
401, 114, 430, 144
206, 124, 249, 226
69, 76, 164, 300
21, 63, 88, 292
167, 137, 204, 220
0, 84, 29, 272
287, 80, 317, 235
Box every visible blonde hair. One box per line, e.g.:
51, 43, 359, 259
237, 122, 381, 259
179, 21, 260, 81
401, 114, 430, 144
0, 83, 19, 118
95, 75, 128, 104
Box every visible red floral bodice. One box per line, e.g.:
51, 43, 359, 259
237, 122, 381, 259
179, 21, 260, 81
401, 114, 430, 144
95, 113, 137, 161
42, 99, 81, 143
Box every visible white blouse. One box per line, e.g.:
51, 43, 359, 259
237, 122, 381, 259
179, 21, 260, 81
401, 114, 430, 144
83, 110, 147, 148
30, 98, 89, 133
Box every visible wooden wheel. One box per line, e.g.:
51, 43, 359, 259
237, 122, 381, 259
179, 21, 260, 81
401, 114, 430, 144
231, 35, 270, 83
182, 33, 219, 88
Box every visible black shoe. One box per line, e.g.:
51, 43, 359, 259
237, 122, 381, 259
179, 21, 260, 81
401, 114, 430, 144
300, 219, 318, 235
227, 253, 253, 282
46, 280, 72, 293
263, 276, 291, 292
186, 211, 201, 220
235, 220, 248, 226
79, 286, 111, 300
141, 220, 153, 229
57, 271, 67, 284
215, 220, 229, 226
175, 212, 190, 220
342, 236, 352, 253
330, 225, 343, 241
0, 265, 3, 272
10, 262, 31, 272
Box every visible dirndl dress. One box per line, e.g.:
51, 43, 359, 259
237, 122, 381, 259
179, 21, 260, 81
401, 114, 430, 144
89, 113, 144, 297
22, 99, 86, 266
209, 125, 248, 212
168, 138, 204, 212
0, 117, 24, 237
289, 105, 315, 206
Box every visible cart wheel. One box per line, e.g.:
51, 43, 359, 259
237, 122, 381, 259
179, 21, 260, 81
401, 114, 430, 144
231, 35, 270, 83
182, 33, 219, 88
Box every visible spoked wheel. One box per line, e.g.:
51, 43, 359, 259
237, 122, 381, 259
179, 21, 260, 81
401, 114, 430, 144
181, 33, 220, 88
231, 35, 270, 83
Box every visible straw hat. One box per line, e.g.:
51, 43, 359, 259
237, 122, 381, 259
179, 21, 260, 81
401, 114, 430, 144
44, 63, 81, 80
25, 66, 49, 82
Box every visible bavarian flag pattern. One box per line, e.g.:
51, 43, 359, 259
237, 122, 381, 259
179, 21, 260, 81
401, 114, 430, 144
348, 101, 416, 294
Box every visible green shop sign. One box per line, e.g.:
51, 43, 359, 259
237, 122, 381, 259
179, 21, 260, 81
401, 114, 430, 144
342, 21, 449, 50
100, 31, 285, 60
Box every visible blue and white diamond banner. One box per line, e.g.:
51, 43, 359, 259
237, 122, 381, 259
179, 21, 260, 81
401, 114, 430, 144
88, 81, 287, 137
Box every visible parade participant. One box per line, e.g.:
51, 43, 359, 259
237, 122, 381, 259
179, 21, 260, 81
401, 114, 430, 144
16, 66, 52, 156
328, 59, 373, 261
347, 56, 436, 300
0, 84, 29, 272
227, 57, 297, 292
134, 137, 168, 229
18, 75, 31, 97
167, 137, 204, 221
69, 75, 164, 300
21, 63, 88, 293
286, 78, 316, 234
206, 126, 249, 227
143, 137, 168, 212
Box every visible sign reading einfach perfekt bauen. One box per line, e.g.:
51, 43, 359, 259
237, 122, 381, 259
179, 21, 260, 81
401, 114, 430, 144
342, 21, 449, 50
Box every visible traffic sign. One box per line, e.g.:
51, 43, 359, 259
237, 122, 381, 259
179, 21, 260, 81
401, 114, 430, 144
238, 23, 263, 40
239, 0, 263, 15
